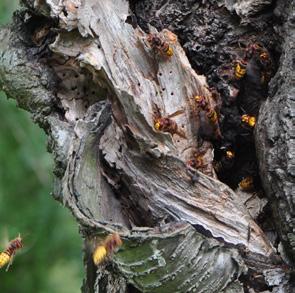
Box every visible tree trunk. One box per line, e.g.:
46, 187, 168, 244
0, 0, 294, 292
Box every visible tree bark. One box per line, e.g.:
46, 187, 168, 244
0, 0, 294, 292
255, 0, 295, 263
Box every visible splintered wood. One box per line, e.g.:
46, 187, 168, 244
48, 0, 274, 258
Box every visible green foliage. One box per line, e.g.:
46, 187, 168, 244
0, 0, 18, 25
0, 88, 82, 292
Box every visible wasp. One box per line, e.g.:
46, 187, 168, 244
213, 148, 235, 173
233, 43, 252, 80
247, 43, 270, 64
187, 151, 214, 176
239, 176, 254, 191
258, 51, 272, 84
234, 42, 272, 82
153, 108, 186, 138
242, 42, 268, 63
187, 153, 204, 170
241, 114, 256, 128
234, 59, 247, 80
244, 43, 264, 58
259, 51, 270, 62
0, 234, 23, 271
92, 233, 122, 265
195, 95, 221, 139
194, 95, 219, 125
206, 109, 219, 125
226, 150, 235, 159
247, 44, 272, 81
195, 95, 209, 111
147, 33, 174, 57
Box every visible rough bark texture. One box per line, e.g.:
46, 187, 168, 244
0, 0, 294, 292
255, 0, 295, 262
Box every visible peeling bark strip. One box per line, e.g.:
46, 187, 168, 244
0, 0, 294, 292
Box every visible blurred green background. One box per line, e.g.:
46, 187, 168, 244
0, 1, 83, 292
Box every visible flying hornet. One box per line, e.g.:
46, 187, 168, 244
0, 234, 23, 271
92, 233, 122, 266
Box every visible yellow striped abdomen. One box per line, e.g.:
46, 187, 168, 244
239, 176, 254, 191
235, 62, 247, 79
93, 246, 107, 265
0, 252, 10, 268
207, 110, 218, 124
165, 46, 173, 57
